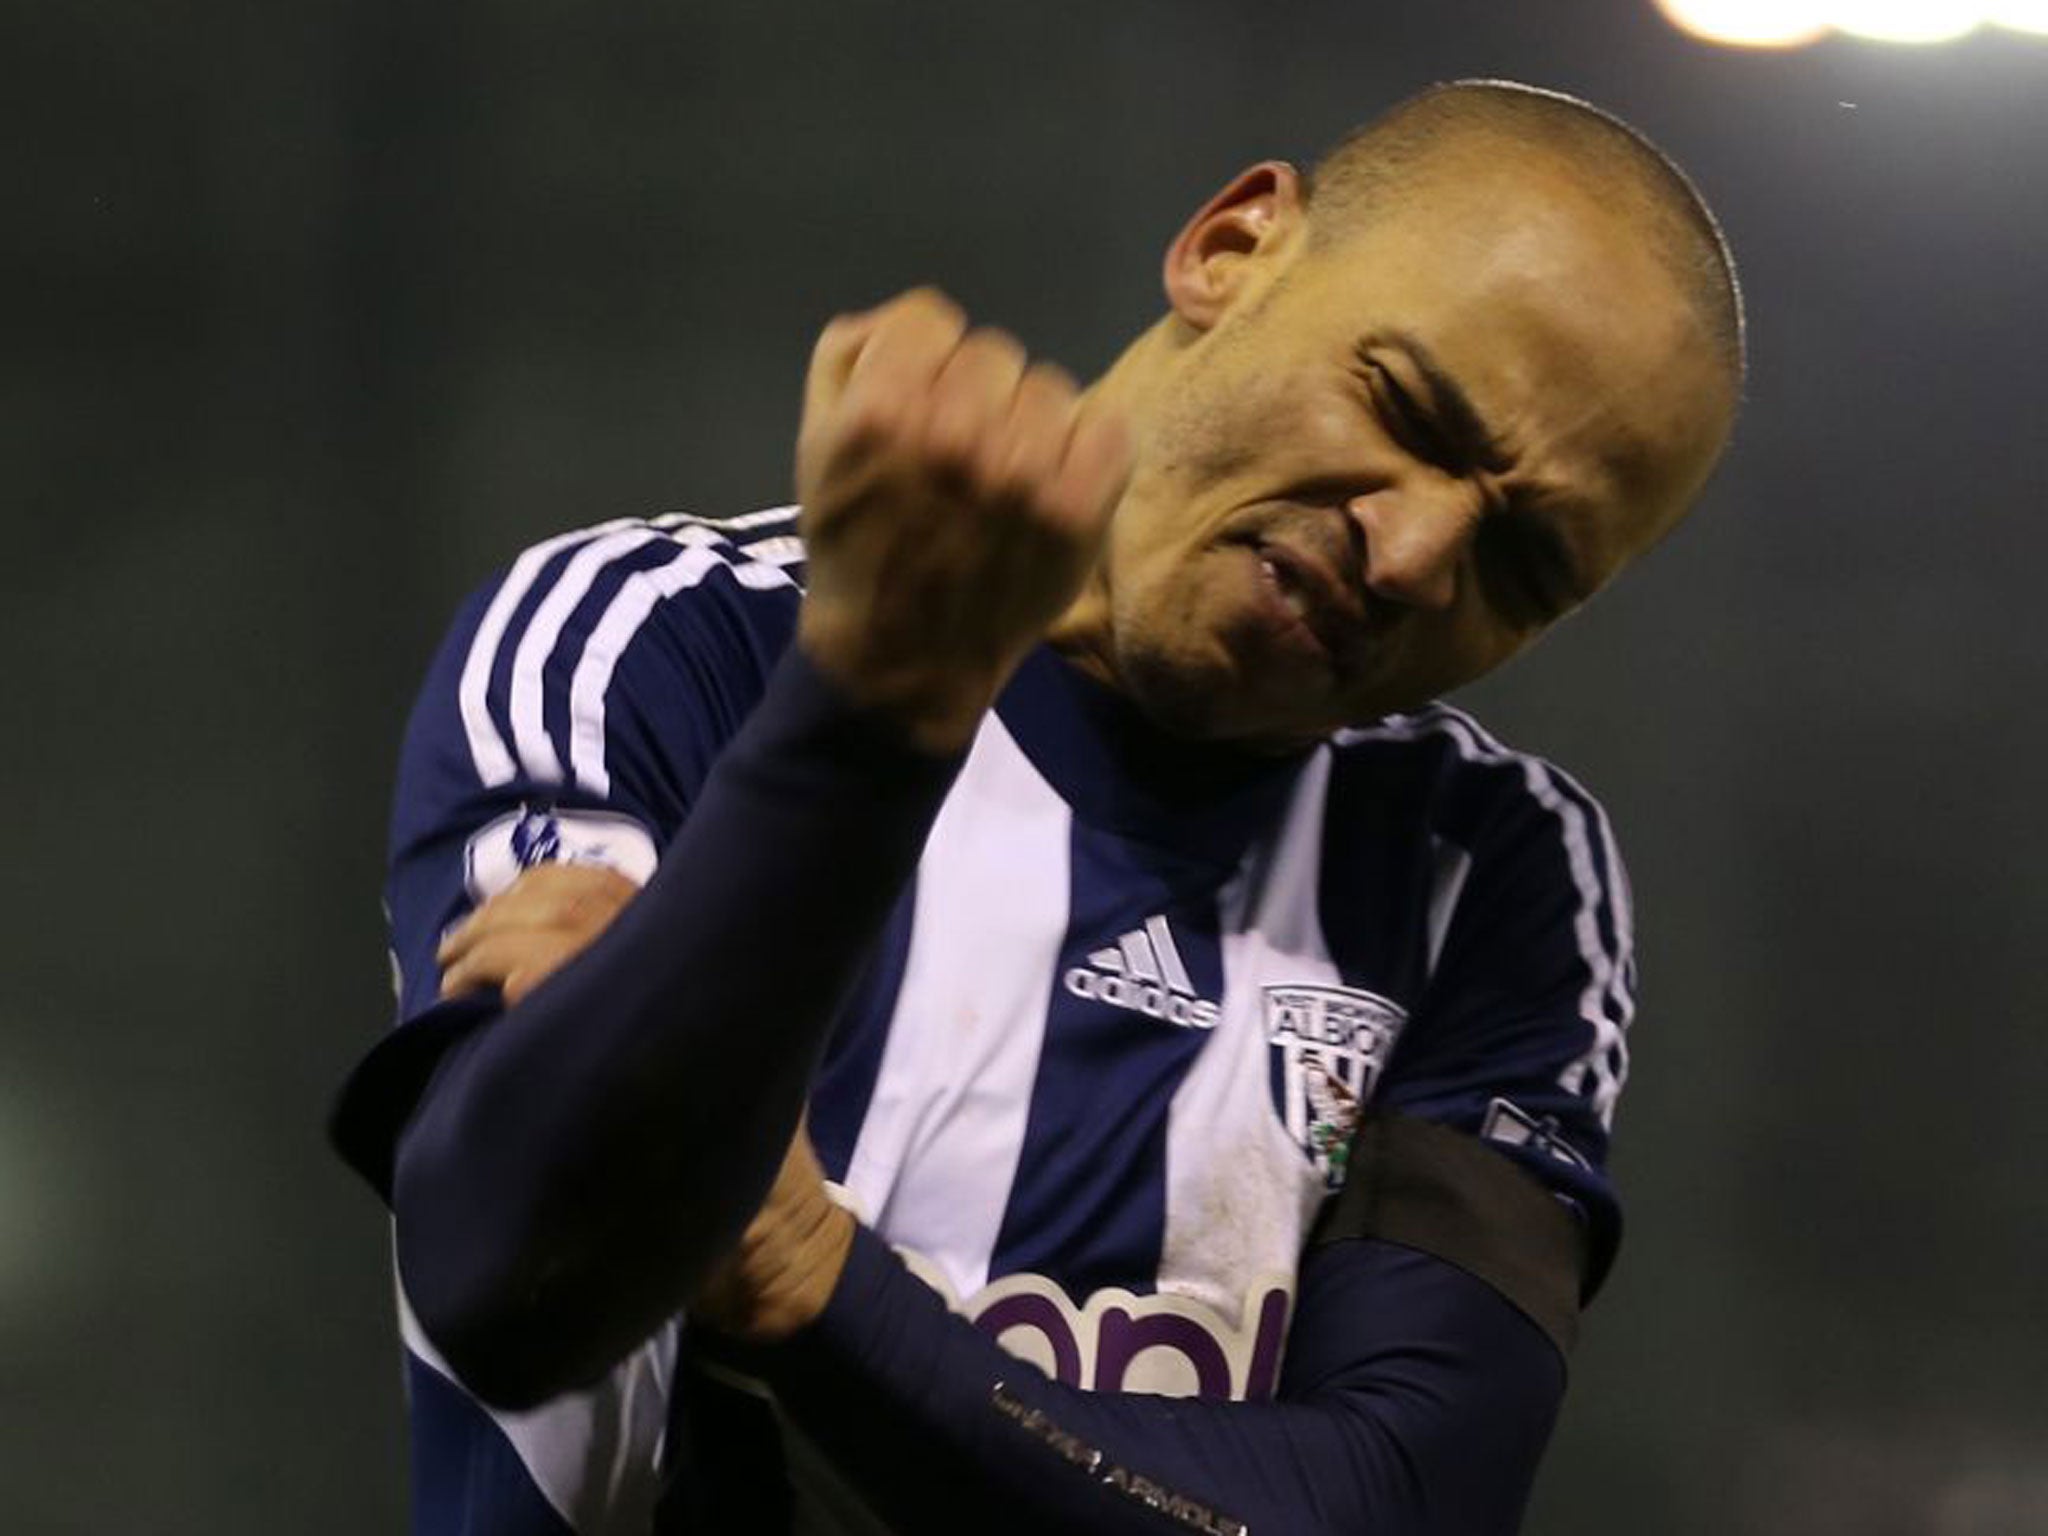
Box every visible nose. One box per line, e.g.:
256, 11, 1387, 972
1345, 484, 1483, 612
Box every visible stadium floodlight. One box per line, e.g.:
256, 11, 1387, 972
1653, 0, 1832, 45
1986, 0, 2048, 34
1826, 0, 1983, 41
1655, 0, 2048, 43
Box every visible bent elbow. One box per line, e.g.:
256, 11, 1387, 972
390, 1152, 601, 1410
391, 1161, 726, 1412
394, 1223, 607, 1412
421, 1311, 591, 1414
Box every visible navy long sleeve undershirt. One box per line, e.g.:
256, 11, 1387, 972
744, 1225, 1565, 1536
380, 646, 966, 1408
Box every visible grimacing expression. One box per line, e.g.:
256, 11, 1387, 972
1087, 158, 1732, 748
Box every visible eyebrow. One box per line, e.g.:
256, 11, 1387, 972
1373, 329, 1511, 476
1374, 329, 1598, 608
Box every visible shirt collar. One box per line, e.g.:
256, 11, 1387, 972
993, 645, 1311, 866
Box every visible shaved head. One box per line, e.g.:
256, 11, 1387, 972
1063, 81, 1743, 743
1304, 80, 1745, 397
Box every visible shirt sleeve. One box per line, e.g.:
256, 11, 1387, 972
335, 516, 804, 1188
1374, 717, 1637, 1300
329, 516, 826, 1536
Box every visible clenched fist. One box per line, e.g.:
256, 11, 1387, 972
795, 289, 1132, 752
689, 1126, 853, 1343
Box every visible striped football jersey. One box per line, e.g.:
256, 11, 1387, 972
376, 508, 1634, 1534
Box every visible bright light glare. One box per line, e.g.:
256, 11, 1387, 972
1986, 0, 2048, 34
1654, 0, 1831, 45
1827, 0, 1983, 40
1655, 0, 2048, 43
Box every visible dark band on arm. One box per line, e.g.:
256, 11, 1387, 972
1309, 1113, 1587, 1356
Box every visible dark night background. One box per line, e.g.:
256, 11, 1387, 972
3, 2, 2044, 1531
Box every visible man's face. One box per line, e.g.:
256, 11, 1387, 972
1077, 156, 1732, 748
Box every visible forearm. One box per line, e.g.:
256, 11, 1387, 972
759, 1229, 1567, 1536
392, 644, 963, 1408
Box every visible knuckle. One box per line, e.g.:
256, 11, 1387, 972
898, 285, 965, 325
901, 290, 969, 350
982, 437, 1051, 506
919, 389, 982, 453
816, 311, 864, 348
562, 891, 615, 928
1021, 358, 1079, 400
961, 325, 1027, 370
471, 902, 518, 932
499, 874, 549, 909
455, 907, 500, 941
810, 316, 863, 373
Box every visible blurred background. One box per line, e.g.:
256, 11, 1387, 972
3, 0, 2044, 1531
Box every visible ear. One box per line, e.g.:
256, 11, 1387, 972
1161, 161, 1305, 332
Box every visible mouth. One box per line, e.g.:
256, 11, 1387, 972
1235, 519, 1369, 667
1253, 549, 1320, 651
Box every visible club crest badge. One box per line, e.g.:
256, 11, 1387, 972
1264, 985, 1407, 1188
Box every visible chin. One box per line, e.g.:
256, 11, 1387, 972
1106, 574, 1356, 749
1111, 633, 1321, 750
1117, 656, 1237, 741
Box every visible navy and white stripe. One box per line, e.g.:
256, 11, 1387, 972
1340, 704, 1636, 1131
833, 713, 1071, 1302
455, 507, 804, 798
378, 511, 1639, 1532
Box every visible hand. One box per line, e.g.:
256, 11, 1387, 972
691, 1125, 855, 1343
436, 861, 639, 1006
795, 288, 1132, 752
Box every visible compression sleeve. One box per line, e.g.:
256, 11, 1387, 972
381, 645, 965, 1410
757, 1225, 1566, 1536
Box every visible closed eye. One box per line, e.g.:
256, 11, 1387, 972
1358, 355, 1465, 473
1355, 338, 1509, 477
1473, 511, 1581, 627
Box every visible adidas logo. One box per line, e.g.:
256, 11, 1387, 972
1063, 915, 1221, 1030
